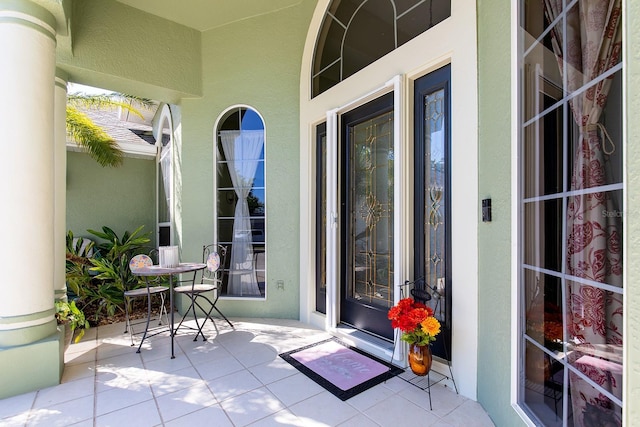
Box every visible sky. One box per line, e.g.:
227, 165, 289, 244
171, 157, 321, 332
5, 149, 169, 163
68, 83, 112, 95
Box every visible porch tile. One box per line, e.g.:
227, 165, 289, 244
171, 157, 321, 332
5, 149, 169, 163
95, 385, 154, 416
218, 387, 286, 426
155, 382, 217, 422
32, 376, 94, 409
0, 391, 35, 420
361, 393, 440, 426
288, 391, 359, 426
194, 354, 245, 381
148, 366, 205, 397
163, 403, 233, 427
95, 399, 161, 427
247, 357, 298, 385
61, 360, 96, 382
266, 372, 325, 407
206, 369, 263, 402
439, 399, 495, 426
27, 394, 94, 426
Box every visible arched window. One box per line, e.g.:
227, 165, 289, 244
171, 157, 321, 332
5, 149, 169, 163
312, 0, 450, 97
216, 107, 266, 298
156, 105, 173, 247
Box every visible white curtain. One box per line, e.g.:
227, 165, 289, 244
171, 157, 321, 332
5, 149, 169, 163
220, 130, 264, 296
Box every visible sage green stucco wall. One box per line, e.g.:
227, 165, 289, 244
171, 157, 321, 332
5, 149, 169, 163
57, 0, 201, 103
178, 1, 317, 318
477, 1, 523, 426
66, 152, 156, 247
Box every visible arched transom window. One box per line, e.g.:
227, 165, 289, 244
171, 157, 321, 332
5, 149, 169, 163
312, 0, 451, 97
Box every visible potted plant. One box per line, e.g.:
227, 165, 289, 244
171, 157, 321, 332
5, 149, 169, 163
55, 300, 89, 345
388, 297, 441, 376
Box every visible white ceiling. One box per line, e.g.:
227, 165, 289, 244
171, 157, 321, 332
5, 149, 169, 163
115, 0, 304, 31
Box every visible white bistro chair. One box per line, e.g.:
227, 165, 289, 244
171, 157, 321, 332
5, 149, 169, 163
126, 253, 169, 350
174, 244, 234, 341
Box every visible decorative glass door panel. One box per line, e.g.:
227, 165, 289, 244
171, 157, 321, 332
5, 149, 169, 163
340, 92, 394, 340
425, 89, 446, 320
414, 65, 452, 360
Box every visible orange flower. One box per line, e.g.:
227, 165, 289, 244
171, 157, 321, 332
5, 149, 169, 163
421, 317, 441, 337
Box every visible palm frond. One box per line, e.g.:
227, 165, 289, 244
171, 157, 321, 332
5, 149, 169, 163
66, 105, 123, 167
68, 92, 155, 120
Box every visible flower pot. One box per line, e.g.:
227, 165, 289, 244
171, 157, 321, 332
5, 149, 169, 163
408, 343, 432, 376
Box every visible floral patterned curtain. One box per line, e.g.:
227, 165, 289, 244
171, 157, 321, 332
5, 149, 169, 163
543, 0, 623, 425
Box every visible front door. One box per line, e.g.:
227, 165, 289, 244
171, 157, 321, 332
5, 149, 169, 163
339, 92, 395, 340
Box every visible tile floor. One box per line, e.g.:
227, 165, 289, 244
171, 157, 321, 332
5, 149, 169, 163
0, 317, 495, 426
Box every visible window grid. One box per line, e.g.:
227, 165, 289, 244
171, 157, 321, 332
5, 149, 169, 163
519, 0, 624, 425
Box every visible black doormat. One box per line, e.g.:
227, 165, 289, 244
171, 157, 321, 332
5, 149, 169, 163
279, 338, 403, 401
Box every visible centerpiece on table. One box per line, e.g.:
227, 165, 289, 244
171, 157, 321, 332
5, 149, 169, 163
388, 297, 441, 376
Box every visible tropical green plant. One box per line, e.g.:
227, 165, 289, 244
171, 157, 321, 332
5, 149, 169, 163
55, 300, 90, 343
65, 226, 154, 322
66, 91, 155, 167
86, 226, 153, 317
88, 225, 151, 261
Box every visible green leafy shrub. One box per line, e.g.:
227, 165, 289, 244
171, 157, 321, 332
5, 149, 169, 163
65, 225, 154, 324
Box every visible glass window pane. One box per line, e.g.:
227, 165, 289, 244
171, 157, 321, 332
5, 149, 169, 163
568, 363, 622, 427
217, 218, 235, 244
522, 39, 563, 124
524, 341, 566, 425
397, 1, 449, 46
314, 15, 344, 75
523, 199, 563, 272
247, 189, 265, 216
523, 109, 565, 199
394, 0, 421, 16
348, 110, 394, 307
252, 161, 265, 187
524, 270, 563, 354
566, 280, 623, 361
566, 190, 623, 286
557, 3, 622, 96
329, 0, 360, 27
567, 72, 623, 190
313, 61, 341, 98
343, 0, 395, 80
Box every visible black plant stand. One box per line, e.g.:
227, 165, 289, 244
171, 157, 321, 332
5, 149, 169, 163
389, 279, 459, 410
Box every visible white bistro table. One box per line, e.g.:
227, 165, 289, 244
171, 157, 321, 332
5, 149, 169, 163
131, 262, 206, 358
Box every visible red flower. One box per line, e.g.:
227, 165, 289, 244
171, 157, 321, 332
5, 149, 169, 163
388, 298, 440, 344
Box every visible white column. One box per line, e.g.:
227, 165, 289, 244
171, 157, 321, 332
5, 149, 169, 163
0, 1, 58, 345
54, 69, 68, 303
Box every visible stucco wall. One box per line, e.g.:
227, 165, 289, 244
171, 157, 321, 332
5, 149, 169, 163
177, 1, 317, 318
476, 1, 524, 426
57, 0, 201, 103
66, 152, 156, 248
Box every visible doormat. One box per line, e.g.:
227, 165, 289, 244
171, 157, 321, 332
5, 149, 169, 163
279, 338, 403, 401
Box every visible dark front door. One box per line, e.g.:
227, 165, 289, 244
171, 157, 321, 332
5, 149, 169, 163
340, 92, 395, 340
